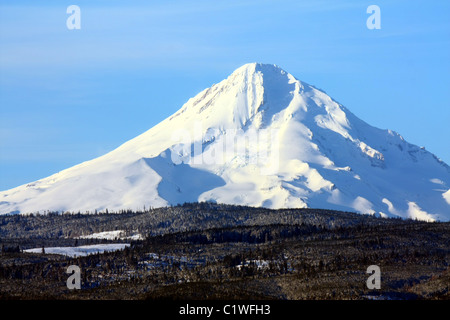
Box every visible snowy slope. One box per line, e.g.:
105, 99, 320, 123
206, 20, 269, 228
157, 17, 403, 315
1, 63, 449, 221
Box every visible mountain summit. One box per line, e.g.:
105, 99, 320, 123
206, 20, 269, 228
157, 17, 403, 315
1, 63, 449, 220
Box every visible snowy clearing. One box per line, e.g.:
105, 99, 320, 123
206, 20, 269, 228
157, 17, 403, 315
24, 243, 130, 257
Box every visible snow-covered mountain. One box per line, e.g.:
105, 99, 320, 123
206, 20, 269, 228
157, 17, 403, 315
1, 63, 449, 221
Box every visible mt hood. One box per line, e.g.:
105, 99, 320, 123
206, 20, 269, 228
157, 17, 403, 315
1, 63, 449, 221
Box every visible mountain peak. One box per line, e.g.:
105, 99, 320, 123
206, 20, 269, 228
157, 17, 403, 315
168, 62, 298, 130
231, 62, 288, 75
1, 64, 449, 221
228, 63, 295, 87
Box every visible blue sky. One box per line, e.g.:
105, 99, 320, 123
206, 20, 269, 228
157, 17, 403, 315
0, 0, 449, 190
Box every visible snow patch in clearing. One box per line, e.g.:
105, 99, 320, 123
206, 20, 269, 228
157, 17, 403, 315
77, 230, 143, 240
24, 243, 130, 257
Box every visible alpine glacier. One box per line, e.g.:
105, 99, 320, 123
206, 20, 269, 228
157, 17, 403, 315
1, 63, 449, 221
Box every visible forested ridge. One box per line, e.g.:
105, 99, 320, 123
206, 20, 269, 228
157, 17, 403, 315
0, 203, 448, 300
